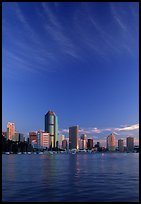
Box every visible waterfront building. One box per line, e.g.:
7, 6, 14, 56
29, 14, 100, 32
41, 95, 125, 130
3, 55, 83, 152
7, 122, 15, 141
31, 140, 37, 149
118, 139, 124, 152
69, 125, 79, 149
58, 134, 65, 149
37, 130, 43, 149
79, 139, 83, 149
19, 133, 24, 142
45, 111, 58, 148
107, 133, 116, 151
29, 132, 37, 144
42, 132, 50, 149
126, 137, 134, 152
12, 132, 20, 142
62, 139, 67, 150
81, 134, 87, 149
94, 142, 101, 150
87, 139, 93, 150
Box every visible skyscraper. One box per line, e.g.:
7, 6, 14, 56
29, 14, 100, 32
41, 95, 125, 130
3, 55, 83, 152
62, 139, 67, 150
107, 133, 116, 151
58, 134, 65, 149
45, 111, 58, 148
42, 132, 50, 149
81, 134, 87, 149
29, 132, 37, 144
126, 137, 134, 152
37, 130, 43, 149
118, 139, 124, 152
12, 132, 20, 142
87, 139, 93, 150
69, 125, 79, 149
7, 122, 15, 140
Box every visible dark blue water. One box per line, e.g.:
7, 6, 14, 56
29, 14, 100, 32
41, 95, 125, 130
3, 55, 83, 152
2, 153, 139, 202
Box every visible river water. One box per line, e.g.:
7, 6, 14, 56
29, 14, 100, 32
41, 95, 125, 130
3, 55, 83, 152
2, 153, 139, 202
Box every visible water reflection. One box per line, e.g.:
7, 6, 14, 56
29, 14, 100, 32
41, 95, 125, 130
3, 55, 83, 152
2, 153, 139, 202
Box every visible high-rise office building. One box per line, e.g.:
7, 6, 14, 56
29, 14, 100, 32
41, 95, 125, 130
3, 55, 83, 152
12, 132, 20, 142
45, 111, 58, 148
79, 139, 83, 149
69, 125, 79, 149
62, 139, 67, 150
87, 139, 93, 150
107, 133, 116, 151
29, 132, 37, 144
19, 133, 24, 142
81, 134, 87, 149
37, 130, 43, 149
58, 134, 65, 149
126, 137, 134, 152
42, 132, 50, 149
118, 139, 124, 152
7, 122, 15, 140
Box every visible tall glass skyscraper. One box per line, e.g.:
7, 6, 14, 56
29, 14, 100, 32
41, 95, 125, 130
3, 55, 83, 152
69, 125, 79, 149
45, 111, 58, 148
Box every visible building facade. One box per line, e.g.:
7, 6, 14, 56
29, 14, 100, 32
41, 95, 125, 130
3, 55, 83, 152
126, 137, 134, 152
62, 139, 67, 150
69, 125, 79, 149
118, 139, 124, 152
80, 134, 87, 149
58, 134, 65, 149
42, 132, 50, 149
37, 130, 43, 149
12, 132, 20, 142
19, 133, 25, 142
87, 139, 93, 150
29, 132, 37, 144
107, 133, 116, 151
7, 122, 15, 141
45, 111, 58, 148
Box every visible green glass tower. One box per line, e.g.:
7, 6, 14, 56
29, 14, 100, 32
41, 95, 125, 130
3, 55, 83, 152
45, 111, 58, 148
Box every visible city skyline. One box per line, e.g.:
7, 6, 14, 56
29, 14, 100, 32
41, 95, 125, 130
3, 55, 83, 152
3, 118, 139, 147
2, 2, 139, 145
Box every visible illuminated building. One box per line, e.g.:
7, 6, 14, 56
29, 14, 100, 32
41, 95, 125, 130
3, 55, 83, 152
7, 122, 15, 141
42, 132, 50, 149
107, 133, 116, 151
45, 111, 58, 148
81, 134, 87, 149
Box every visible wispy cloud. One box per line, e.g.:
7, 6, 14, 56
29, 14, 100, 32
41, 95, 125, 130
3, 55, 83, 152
42, 3, 79, 59
110, 3, 126, 31
73, 3, 128, 61
115, 123, 139, 131
61, 129, 69, 133
14, 3, 40, 43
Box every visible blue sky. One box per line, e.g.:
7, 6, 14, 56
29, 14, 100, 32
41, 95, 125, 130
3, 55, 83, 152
2, 2, 139, 145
